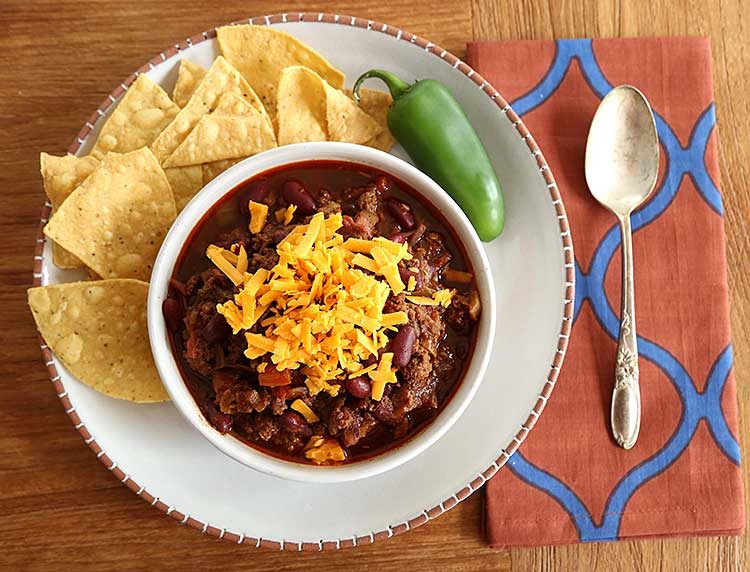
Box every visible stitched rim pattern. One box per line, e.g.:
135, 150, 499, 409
32, 12, 575, 550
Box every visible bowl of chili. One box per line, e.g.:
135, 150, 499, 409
147, 142, 496, 483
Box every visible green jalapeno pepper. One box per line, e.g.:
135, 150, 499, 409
353, 69, 505, 241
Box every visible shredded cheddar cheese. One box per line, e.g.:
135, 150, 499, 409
370, 352, 397, 400
291, 399, 320, 422
248, 201, 268, 233
211, 212, 412, 399
236, 245, 248, 274
348, 363, 377, 378
206, 245, 244, 286
433, 289, 454, 307
283, 204, 297, 224
406, 289, 455, 308
304, 437, 346, 464
275, 204, 297, 225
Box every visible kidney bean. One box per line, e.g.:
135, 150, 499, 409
391, 325, 417, 368
281, 411, 309, 433
202, 313, 231, 343
211, 412, 233, 433
346, 377, 372, 399
388, 231, 406, 244
248, 180, 270, 203
169, 278, 187, 297
282, 180, 316, 214
203, 400, 233, 433
162, 297, 184, 332
238, 181, 270, 216
385, 197, 416, 230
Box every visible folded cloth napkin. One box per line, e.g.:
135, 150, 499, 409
466, 37, 744, 548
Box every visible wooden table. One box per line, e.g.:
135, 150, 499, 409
2, 1, 747, 570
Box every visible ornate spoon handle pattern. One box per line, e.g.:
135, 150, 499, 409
611, 214, 640, 449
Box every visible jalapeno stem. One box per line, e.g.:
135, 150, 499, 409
353, 70, 411, 102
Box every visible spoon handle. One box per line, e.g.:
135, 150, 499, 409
611, 214, 641, 449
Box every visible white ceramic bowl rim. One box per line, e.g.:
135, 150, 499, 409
147, 142, 497, 483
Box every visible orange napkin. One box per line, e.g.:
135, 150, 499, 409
467, 37, 744, 547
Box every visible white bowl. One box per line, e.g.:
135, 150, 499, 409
147, 142, 496, 483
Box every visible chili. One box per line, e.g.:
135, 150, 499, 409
167, 161, 482, 464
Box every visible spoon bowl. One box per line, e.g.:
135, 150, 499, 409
586, 86, 659, 215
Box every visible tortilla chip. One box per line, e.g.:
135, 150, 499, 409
163, 91, 277, 168
276, 67, 382, 146
276, 66, 328, 145
44, 148, 176, 281
51, 245, 82, 270
90, 74, 180, 158
40, 153, 100, 268
217, 25, 345, 116
323, 82, 382, 144
349, 88, 395, 151
164, 165, 203, 210
28, 280, 168, 402
173, 59, 207, 107
151, 56, 270, 164
202, 158, 243, 185
40, 153, 99, 207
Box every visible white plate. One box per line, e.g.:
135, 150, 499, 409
34, 13, 574, 549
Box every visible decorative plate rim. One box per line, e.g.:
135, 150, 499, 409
31, 12, 575, 551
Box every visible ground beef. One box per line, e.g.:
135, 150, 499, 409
445, 291, 478, 333
317, 189, 342, 216
240, 389, 271, 413
357, 188, 380, 213
182, 269, 235, 377
250, 248, 279, 272
240, 413, 278, 442
353, 189, 381, 237
327, 396, 363, 447
341, 214, 375, 239
340, 187, 380, 239
371, 395, 402, 425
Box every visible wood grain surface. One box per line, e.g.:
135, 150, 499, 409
0, 1, 746, 570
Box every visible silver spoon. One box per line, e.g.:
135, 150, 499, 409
585, 85, 659, 450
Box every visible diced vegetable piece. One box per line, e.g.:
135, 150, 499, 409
444, 268, 473, 283
258, 369, 292, 387
468, 290, 481, 321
